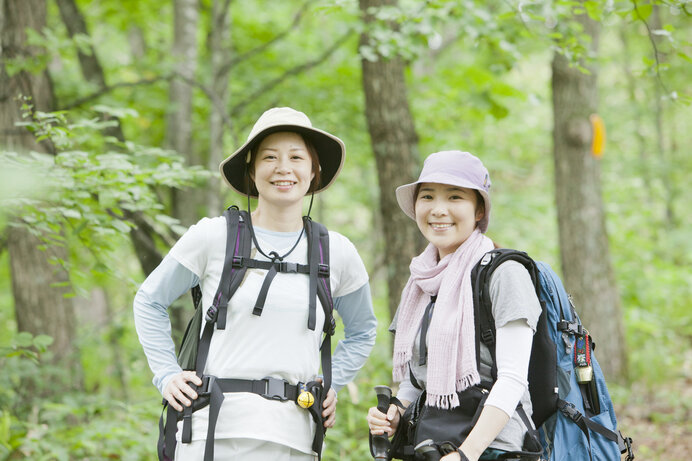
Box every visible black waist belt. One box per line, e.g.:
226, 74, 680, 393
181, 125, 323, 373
167, 375, 325, 461
214, 376, 301, 402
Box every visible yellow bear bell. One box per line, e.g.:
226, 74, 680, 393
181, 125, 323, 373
297, 390, 315, 409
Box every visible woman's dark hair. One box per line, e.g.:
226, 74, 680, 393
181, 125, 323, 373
246, 133, 322, 196
474, 190, 485, 219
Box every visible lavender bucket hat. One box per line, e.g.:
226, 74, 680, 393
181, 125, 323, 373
395, 150, 492, 233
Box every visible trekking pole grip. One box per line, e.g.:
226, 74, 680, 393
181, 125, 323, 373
372, 385, 393, 461
375, 385, 392, 413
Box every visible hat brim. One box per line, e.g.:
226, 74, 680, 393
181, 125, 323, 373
220, 125, 345, 197
395, 177, 491, 233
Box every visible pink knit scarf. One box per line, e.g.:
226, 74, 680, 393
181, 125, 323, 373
393, 229, 494, 408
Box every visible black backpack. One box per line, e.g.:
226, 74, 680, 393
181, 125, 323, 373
158, 207, 335, 461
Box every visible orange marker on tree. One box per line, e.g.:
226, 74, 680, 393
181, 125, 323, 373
590, 114, 605, 158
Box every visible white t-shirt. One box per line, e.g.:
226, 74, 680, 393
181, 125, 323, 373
168, 216, 368, 454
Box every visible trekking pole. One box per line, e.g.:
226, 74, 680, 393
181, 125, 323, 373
372, 385, 393, 461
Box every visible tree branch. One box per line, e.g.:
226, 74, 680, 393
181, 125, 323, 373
173, 72, 235, 133
55, 0, 106, 87
631, 0, 672, 96
59, 18, 350, 155
218, 0, 311, 75
62, 75, 173, 110
230, 29, 354, 116
502, 0, 533, 34
59, 71, 236, 131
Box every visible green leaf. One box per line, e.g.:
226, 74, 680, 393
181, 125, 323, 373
677, 51, 692, 64
154, 214, 181, 227
15, 332, 33, 348
583, 1, 602, 21
358, 45, 379, 62
33, 335, 54, 350
111, 220, 132, 233
92, 105, 139, 120
632, 3, 652, 21
61, 209, 81, 220
0, 411, 11, 448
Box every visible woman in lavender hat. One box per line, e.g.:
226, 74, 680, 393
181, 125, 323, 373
367, 151, 542, 460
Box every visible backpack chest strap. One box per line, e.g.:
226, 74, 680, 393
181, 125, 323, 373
248, 255, 330, 317
236, 257, 316, 275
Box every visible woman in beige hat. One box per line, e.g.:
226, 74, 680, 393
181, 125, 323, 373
367, 151, 542, 461
134, 107, 376, 460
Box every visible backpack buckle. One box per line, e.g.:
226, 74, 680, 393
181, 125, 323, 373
205, 305, 218, 323
198, 375, 216, 396
557, 320, 583, 336
279, 261, 298, 273
326, 317, 336, 336
481, 329, 495, 345
620, 432, 634, 460
559, 401, 583, 424
318, 263, 329, 277
231, 256, 244, 268
480, 253, 494, 266
259, 377, 288, 401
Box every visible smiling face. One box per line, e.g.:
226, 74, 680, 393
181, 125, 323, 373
249, 131, 316, 207
414, 182, 485, 259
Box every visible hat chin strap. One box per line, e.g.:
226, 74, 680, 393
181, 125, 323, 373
305, 191, 315, 219
243, 184, 315, 262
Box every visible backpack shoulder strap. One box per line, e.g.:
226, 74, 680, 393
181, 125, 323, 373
204, 207, 252, 330
195, 207, 251, 375
303, 217, 334, 332
471, 249, 539, 375
303, 216, 335, 394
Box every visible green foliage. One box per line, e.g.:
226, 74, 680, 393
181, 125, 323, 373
1, 102, 209, 287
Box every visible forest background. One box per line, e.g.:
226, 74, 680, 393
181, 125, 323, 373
0, 0, 690, 460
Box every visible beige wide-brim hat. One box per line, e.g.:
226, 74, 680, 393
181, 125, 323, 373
219, 107, 345, 197
395, 150, 492, 233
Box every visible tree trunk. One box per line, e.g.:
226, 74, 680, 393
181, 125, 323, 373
165, 0, 201, 336
55, 0, 164, 275
359, 0, 422, 321
650, 5, 675, 226
1, 0, 80, 379
168, 0, 202, 228
207, 0, 231, 216
551, 6, 626, 380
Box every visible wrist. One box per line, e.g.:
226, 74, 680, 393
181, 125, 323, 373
457, 448, 471, 461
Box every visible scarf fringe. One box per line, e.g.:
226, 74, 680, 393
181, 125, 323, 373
426, 372, 481, 409
427, 392, 459, 410
457, 372, 480, 392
